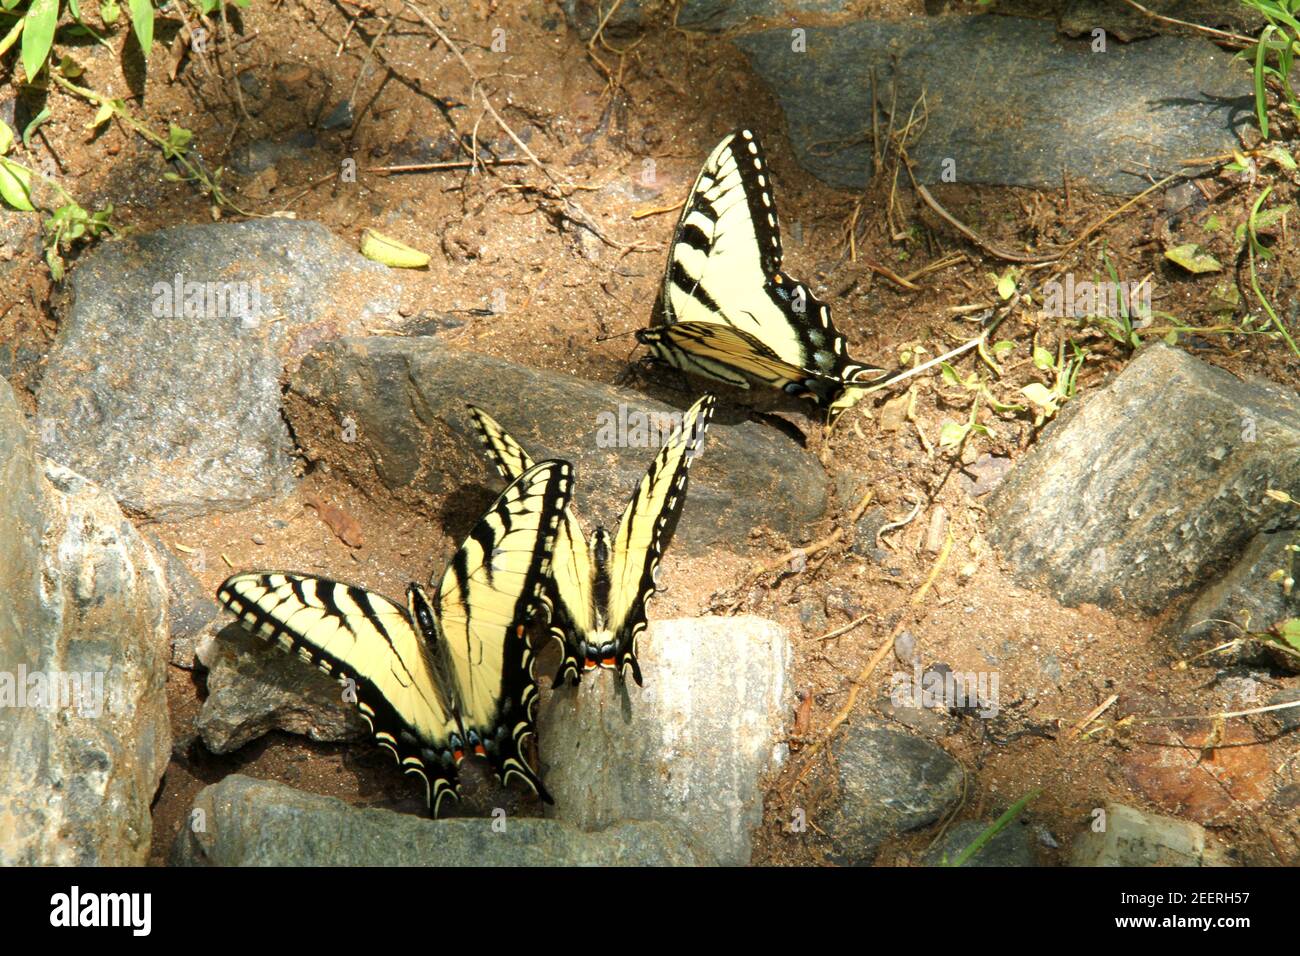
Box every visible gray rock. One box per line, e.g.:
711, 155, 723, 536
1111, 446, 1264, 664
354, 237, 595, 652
0, 207, 39, 275
170, 774, 711, 865
1171, 531, 1300, 672
36, 221, 401, 519
231, 131, 320, 175
1055, 0, 1264, 42
960, 454, 1013, 498
143, 531, 223, 669
538, 616, 792, 866
924, 818, 1038, 866
0, 380, 171, 865
821, 721, 963, 865
196, 624, 368, 754
849, 505, 888, 557
988, 345, 1300, 614
1070, 803, 1230, 866
561, 0, 849, 36
1270, 689, 1300, 734
286, 336, 828, 552
320, 100, 355, 131
734, 16, 1251, 194
0, 343, 42, 393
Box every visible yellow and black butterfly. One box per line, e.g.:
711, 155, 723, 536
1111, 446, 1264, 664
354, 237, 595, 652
216, 459, 573, 817
637, 128, 894, 426
468, 395, 715, 687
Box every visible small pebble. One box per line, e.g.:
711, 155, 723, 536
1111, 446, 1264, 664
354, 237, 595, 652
251, 534, 266, 545
894, 630, 917, 666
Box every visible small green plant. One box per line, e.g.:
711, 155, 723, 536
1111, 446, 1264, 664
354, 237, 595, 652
1264, 489, 1300, 656
1237, 0, 1300, 138
937, 359, 1024, 451
0, 116, 113, 278
941, 789, 1040, 867
53, 69, 253, 218
1238, 185, 1300, 359
1021, 339, 1085, 425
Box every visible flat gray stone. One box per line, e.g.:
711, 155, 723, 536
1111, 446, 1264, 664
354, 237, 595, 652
143, 531, 224, 670
924, 818, 1040, 866
170, 774, 711, 865
734, 15, 1251, 194
821, 720, 964, 865
1070, 803, 1230, 866
988, 345, 1300, 614
0, 379, 171, 865
1171, 531, 1300, 672
538, 616, 792, 866
286, 336, 828, 552
196, 624, 368, 754
36, 220, 400, 520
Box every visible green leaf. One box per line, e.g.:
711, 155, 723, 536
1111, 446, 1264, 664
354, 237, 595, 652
0, 15, 24, 58
1021, 382, 1058, 412
100, 0, 119, 23
87, 100, 114, 131
1267, 145, 1297, 170
1164, 243, 1222, 274
1202, 214, 1222, 233
939, 362, 962, 387
1032, 346, 1055, 370
1255, 29, 1272, 139
161, 122, 192, 159
1281, 618, 1300, 650
992, 340, 1016, 356
0, 118, 13, 155
938, 422, 969, 448
21, 107, 50, 149
21, 0, 59, 82
0, 158, 35, 211
127, 0, 153, 56
996, 271, 1016, 300
1252, 204, 1293, 233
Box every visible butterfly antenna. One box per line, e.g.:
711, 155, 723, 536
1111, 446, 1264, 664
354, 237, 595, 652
595, 327, 641, 344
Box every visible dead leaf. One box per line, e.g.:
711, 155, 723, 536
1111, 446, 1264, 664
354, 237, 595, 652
305, 494, 364, 549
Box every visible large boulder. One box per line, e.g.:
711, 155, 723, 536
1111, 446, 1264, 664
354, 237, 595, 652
286, 336, 829, 552
734, 16, 1250, 194
0, 380, 171, 865
36, 220, 400, 520
538, 616, 792, 865
170, 774, 711, 865
988, 345, 1300, 613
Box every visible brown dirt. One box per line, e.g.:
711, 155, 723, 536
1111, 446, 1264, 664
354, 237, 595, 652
1, 0, 1296, 866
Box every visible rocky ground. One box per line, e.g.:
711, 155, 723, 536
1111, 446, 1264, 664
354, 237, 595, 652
0, 0, 1297, 866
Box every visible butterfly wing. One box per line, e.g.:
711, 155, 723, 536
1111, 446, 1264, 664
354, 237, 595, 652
216, 572, 465, 816
466, 405, 597, 686
651, 128, 883, 402
604, 394, 716, 685
433, 457, 572, 802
